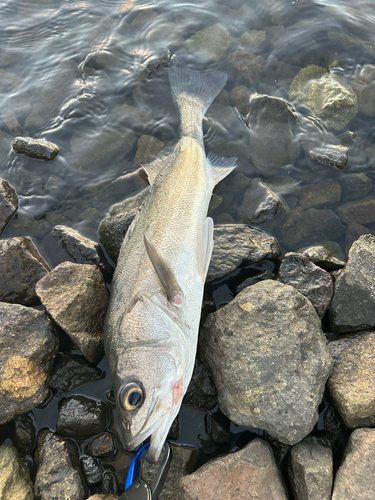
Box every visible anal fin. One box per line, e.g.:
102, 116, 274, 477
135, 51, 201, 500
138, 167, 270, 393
197, 217, 214, 280
207, 151, 237, 185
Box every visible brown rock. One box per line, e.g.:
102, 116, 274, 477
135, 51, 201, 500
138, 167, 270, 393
345, 222, 371, 253
0, 446, 33, 500
133, 135, 165, 167
0, 178, 18, 236
299, 178, 341, 209
336, 195, 375, 224
186, 23, 233, 63
228, 50, 266, 83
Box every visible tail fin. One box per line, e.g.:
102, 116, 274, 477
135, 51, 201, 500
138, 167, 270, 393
169, 59, 227, 116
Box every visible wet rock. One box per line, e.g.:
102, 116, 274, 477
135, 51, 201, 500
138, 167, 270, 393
12, 136, 59, 161
186, 24, 233, 63
352, 64, 375, 116
213, 213, 235, 224
282, 208, 346, 249
345, 222, 370, 253
288, 436, 333, 500
0, 303, 58, 424
340, 173, 372, 201
206, 224, 281, 282
49, 353, 102, 393
133, 135, 165, 167
228, 50, 266, 83
99, 471, 118, 496
308, 144, 348, 170
42, 225, 112, 278
0, 446, 33, 500
298, 241, 345, 271
80, 455, 103, 486
226, 173, 251, 193
183, 358, 217, 410
230, 86, 252, 116
327, 332, 375, 428
0, 178, 18, 236
238, 178, 286, 224
278, 252, 333, 318
86, 432, 116, 459
246, 94, 300, 174
98, 188, 150, 263
336, 194, 375, 225
12, 413, 37, 456
36, 262, 109, 363
329, 234, 375, 332
179, 438, 287, 500
299, 178, 341, 209
200, 280, 333, 445
0, 237, 50, 305
208, 412, 230, 444
87, 496, 117, 500
289, 65, 358, 130
331, 428, 375, 499
233, 270, 275, 295
143, 444, 199, 500
238, 30, 266, 52
57, 395, 108, 441
35, 431, 86, 500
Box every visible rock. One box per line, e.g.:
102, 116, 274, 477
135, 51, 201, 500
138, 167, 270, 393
183, 358, 217, 410
143, 444, 199, 500
299, 178, 341, 209
226, 173, 251, 193
98, 471, 118, 495
12, 413, 37, 456
98, 188, 150, 263
80, 455, 103, 487
42, 225, 112, 279
86, 432, 116, 459
0, 178, 18, 236
282, 208, 346, 249
298, 241, 345, 271
87, 495, 117, 500
336, 195, 375, 225
228, 50, 266, 83
246, 94, 300, 174
49, 353, 102, 393
230, 86, 253, 116
288, 436, 333, 500
36, 262, 109, 363
238, 178, 286, 224
238, 30, 266, 51
0, 303, 58, 424
208, 412, 230, 444
133, 135, 165, 167
233, 270, 275, 295
0, 446, 33, 500
327, 332, 375, 428
278, 252, 333, 318
329, 235, 375, 332
352, 64, 375, 116
35, 431, 86, 500
57, 395, 108, 441
199, 280, 333, 445
12, 136, 59, 160
186, 24, 233, 63
340, 173, 372, 201
206, 224, 281, 282
331, 428, 375, 499
345, 222, 371, 253
179, 438, 288, 500
290, 65, 358, 130
0, 237, 50, 305
308, 144, 348, 170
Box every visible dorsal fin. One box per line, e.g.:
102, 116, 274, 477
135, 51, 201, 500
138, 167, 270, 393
207, 151, 237, 185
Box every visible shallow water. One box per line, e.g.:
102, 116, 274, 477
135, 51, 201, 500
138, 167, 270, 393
1, 0, 375, 495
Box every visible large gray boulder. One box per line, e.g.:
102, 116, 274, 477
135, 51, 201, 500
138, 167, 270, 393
200, 280, 333, 445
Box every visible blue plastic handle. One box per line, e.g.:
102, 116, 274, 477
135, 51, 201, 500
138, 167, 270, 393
125, 443, 150, 490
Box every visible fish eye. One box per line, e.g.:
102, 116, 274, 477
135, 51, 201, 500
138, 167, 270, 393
120, 382, 144, 411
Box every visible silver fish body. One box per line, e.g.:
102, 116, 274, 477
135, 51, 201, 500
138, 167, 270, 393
104, 60, 236, 462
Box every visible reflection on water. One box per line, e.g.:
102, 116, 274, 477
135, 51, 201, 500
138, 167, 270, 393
1, 0, 375, 492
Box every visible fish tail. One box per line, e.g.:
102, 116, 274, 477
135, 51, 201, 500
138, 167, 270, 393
169, 58, 227, 140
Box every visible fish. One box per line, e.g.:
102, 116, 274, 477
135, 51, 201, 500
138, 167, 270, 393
104, 57, 236, 463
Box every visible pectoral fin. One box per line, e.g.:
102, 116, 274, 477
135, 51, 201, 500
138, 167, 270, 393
197, 217, 214, 280
207, 151, 237, 185
144, 234, 183, 306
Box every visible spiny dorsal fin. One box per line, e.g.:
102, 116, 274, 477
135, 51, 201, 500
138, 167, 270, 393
144, 233, 183, 306
207, 151, 237, 185
197, 217, 214, 280
141, 153, 174, 186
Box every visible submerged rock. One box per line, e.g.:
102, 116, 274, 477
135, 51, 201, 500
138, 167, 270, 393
327, 332, 375, 428
228, 50, 266, 83
0, 178, 18, 236
230, 86, 253, 116
299, 178, 341, 209
340, 173, 372, 201
179, 439, 288, 500
246, 94, 300, 174
12, 136, 59, 160
0, 446, 33, 500
289, 65, 358, 130
186, 23, 233, 63
352, 64, 375, 116
288, 436, 333, 500
332, 428, 375, 499
0, 303, 58, 424
200, 280, 333, 445
206, 224, 281, 282
329, 234, 375, 332
36, 262, 109, 363
0, 237, 50, 305
238, 178, 286, 224
278, 252, 333, 318
345, 222, 370, 253
308, 144, 348, 170
336, 194, 375, 225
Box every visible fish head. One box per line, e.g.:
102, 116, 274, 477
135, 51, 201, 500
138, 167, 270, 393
113, 294, 191, 463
